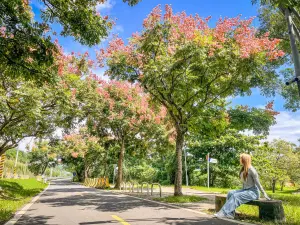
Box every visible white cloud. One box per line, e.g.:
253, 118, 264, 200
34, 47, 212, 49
268, 111, 300, 144
255, 105, 265, 109
96, 0, 115, 12
91, 67, 110, 81
115, 25, 124, 33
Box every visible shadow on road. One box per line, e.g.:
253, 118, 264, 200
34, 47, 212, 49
41, 190, 171, 212
79, 217, 235, 225
16, 215, 55, 225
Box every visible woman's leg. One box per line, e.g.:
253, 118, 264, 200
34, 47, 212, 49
221, 189, 259, 217
227, 189, 243, 201
215, 189, 243, 217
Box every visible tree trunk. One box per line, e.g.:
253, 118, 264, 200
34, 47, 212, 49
174, 129, 184, 196
103, 149, 108, 177
280, 181, 284, 191
272, 178, 276, 193
285, 7, 300, 96
115, 138, 125, 189
41, 162, 49, 175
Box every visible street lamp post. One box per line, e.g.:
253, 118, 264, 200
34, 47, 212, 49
14, 149, 19, 175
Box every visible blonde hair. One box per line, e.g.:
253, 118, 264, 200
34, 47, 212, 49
240, 153, 252, 181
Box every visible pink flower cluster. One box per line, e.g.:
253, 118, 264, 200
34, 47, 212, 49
97, 4, 284, 69
92, 78, 167, 127
0, 26, 14, 39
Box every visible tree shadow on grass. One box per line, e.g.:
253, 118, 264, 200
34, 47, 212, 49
0, 180, 44, 200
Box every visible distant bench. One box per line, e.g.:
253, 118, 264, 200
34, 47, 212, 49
215, 195, 285, 222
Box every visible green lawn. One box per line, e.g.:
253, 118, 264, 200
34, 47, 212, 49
189, 186, 230, 194
236, 191, 300, 225
154, 195, 207, 203
0, 179, 48, 224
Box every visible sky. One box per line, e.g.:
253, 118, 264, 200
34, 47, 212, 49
18, 0, 300, 151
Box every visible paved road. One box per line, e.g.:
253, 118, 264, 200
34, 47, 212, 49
15, 180, 241, 225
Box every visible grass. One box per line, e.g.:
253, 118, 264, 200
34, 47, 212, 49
236, 191, 300, 225
154, 195, 207, 203
188, 185, 300, 225
189, 186, 230, 194
0, 179, 47, 224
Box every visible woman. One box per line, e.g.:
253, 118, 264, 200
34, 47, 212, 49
214, 153, 270, 219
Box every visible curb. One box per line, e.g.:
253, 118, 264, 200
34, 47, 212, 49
4, 182, 51, 225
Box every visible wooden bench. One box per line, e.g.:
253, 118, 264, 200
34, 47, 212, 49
215, 195, 285, 222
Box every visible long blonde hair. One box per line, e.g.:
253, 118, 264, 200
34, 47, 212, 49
240, 153, 252, 181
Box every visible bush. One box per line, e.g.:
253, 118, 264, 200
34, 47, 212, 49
214, 175, 240, 189
190, 171, 207, 186
160, 180, 171, 185
127, 163, 157, 183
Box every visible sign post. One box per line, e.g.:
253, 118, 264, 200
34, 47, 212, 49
207, 153, 209, 189
207, 154, 218, 188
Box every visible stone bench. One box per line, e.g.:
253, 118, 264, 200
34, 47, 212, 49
215, 194, 285, 222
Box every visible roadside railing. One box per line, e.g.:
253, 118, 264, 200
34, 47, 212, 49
141, 182, 149, 195
151, 183, 162, 197
120, 181, 161, 197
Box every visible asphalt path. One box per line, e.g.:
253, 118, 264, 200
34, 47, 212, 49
14, 179, 242, 225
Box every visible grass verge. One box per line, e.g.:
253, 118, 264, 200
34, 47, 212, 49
189, 186, 230, 194
236, 192, 300, 225
154, 195, 207, 203
0, 179, 47, 224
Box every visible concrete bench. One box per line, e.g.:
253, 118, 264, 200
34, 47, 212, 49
215, 195, 285, 222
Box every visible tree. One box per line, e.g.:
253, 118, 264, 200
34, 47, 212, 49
28, 141, 58, 176
61, 127, 105, 180
98, 5, 284, 195
187, 103, 277, 188
253, 0, 300, 107
0, 75, 61, 156
253, 139, 299, 192
0, 45, 94, 156
0, 0, 140, 83
88, 80, 170, 189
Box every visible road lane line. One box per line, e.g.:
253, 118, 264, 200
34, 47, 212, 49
111, 215, 131, 225
5, 182, 50, 225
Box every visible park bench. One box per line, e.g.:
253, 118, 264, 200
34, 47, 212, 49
215, 195, 285, 222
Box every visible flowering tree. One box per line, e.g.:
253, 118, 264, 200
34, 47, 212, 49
28, 141, 58, 176
0, 0, 140, 83
98, 5, 285, 195
89, 80, 169, 188
62, 127, 104, 180
0, 41, 94, 156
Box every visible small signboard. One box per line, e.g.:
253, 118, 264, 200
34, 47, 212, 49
209, 158, 218, 164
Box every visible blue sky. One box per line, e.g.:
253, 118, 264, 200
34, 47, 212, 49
19, 0, 299, 150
